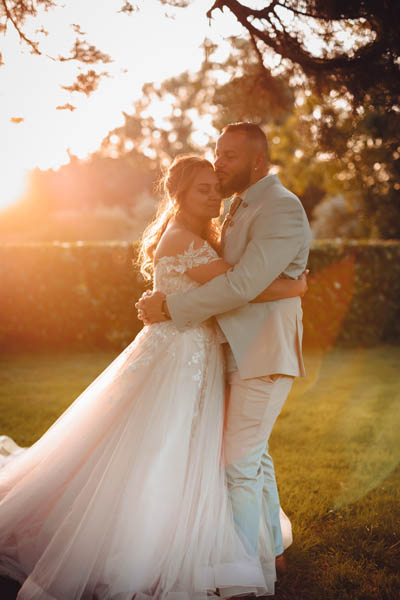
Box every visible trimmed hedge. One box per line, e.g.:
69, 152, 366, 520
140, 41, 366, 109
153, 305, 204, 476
0, 242, 146, 351
303, 240, 400, 347
0, 240, 399, 351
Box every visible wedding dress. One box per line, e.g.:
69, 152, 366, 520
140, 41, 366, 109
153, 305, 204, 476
0, 240, 287, 600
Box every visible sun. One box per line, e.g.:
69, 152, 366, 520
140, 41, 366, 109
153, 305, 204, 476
0, 165, 29, 212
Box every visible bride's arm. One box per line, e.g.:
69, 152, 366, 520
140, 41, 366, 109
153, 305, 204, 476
250, 273, 308, 302
185, 255, 308, 302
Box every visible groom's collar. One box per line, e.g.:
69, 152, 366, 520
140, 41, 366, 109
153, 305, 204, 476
236, 173, 280, 204
245, 173, 280, 202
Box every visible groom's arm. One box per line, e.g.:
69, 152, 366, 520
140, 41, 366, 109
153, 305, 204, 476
167, 195, 307, 330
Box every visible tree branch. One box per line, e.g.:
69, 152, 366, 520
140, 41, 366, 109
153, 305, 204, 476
206, 0, 392, 76
58, 38, 112, 64
249, 31, 265, 70
1, 0, 41, 55
276, 2, 351, 22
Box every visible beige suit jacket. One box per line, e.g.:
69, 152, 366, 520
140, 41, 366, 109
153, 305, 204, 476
167, 174, 312, 379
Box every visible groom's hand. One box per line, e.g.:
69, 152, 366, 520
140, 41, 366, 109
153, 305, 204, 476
298, 269, 309, 297
135, 290, 169, 324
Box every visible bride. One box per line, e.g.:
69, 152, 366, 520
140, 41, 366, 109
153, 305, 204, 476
0, 155, 305, 600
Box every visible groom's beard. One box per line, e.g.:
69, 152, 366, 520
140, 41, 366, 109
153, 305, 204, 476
218, 162, 252, 198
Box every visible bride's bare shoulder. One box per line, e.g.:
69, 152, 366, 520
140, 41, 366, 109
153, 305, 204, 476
154, 224, 205, 262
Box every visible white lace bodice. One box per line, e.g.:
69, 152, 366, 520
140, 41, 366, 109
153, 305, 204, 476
125, 240, 224, 384
154, 239, 220, 295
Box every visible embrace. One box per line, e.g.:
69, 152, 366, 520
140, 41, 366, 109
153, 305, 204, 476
0, 122, 311, 599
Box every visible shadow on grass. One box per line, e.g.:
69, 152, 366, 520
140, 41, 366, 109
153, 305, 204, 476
274, 467, 400, 600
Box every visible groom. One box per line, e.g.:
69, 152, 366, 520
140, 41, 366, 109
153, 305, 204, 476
137, 122, 311, 578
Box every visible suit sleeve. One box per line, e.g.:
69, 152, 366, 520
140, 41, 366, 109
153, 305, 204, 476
166, 196, 306, 330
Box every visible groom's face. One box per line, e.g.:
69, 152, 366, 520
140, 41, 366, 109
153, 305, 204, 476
214, 131, 253, 198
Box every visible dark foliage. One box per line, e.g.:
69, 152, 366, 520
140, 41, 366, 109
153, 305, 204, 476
206, 0, 400, 110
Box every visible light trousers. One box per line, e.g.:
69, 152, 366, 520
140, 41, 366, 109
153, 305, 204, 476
224, 370, 294, 557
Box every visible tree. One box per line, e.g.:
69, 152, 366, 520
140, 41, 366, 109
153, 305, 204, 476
3, 1, 399, 110
100, 71, 207, 168
0, 1, 174, 100
0, 150, 156, 242
311, 194, 362, 239
4, 2, 398, 237
101, 30, 400, 237
269, 88, 400, 237
205, 0, 400, 111
0, 1, 119, 96
101, 36, 295, 164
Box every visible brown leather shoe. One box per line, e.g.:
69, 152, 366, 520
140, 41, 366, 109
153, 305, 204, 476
275, 553, 287, 575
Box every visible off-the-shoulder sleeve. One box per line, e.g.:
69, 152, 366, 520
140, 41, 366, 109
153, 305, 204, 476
157, 240, 220, 275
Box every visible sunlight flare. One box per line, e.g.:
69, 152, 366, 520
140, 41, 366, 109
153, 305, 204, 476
0, 166, 29, 212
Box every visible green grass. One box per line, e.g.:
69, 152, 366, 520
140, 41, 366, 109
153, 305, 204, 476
1, 346, 399, 600
273, 346, 400, 600
0, 350, 116, 446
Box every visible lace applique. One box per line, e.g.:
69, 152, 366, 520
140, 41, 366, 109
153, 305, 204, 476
154, 239, 221, 296
156, 240, 220, 275
189, 331, 220, 443
125, 322, 180, 374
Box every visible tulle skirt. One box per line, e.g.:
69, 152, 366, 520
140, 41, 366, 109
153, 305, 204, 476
0, 322, 280, 599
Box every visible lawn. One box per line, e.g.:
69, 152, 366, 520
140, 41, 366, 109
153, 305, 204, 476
0, 346, 399, 600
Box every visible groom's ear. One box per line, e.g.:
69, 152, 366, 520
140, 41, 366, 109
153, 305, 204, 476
250, 136, 269, 172
253, 151, 266, 172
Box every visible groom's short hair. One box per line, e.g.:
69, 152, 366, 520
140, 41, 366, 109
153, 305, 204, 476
222, 122, 269, 162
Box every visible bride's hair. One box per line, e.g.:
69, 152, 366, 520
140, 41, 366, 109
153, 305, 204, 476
138, 154, 221, 281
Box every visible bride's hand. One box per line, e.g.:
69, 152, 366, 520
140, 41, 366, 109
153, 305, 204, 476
135, 290, 153, 324
136, 308, 150, 325
135, 290, 168, 324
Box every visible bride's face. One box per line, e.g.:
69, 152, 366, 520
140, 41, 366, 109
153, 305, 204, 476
181, 167, 222, 221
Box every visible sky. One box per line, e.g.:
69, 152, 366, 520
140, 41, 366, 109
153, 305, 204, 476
0, 0, 242, 210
